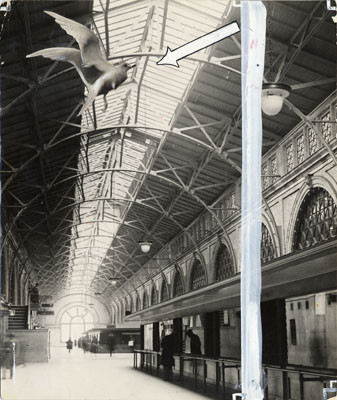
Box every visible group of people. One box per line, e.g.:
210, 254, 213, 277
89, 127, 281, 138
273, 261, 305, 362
67, 335, 115, 356
160, 329, 201, 382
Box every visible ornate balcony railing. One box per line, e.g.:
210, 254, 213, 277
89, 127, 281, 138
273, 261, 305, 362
137, 92, 336, 283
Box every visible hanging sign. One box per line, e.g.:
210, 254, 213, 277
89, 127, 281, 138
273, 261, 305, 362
37, 310, 54, 315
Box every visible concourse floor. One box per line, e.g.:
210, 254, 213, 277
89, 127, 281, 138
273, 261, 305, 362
1, 346, 211, 400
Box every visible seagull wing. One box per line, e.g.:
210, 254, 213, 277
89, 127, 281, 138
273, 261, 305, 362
45, 11, 109, 70
26, 47, 103, 87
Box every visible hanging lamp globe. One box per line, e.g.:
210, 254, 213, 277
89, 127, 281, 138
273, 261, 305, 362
261, 83, 291, 116
138, 241, 152, 253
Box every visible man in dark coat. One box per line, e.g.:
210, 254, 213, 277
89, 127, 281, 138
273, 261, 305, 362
2, 334, 15, 379
107, 333, 115, 357
66, 338, 73, 354
160, 329, 175, 381
186, 329, 202, 355
82, 337, 88, 353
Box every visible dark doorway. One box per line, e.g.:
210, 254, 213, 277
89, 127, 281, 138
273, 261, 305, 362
140, 324, 144, 350
173, 318, 183, 353
153, 322, 160, 351
204, 311, 220, 358
261, 299, 287, 366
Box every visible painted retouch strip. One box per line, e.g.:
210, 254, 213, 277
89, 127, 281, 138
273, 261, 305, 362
157, 21, 240, 67
240, 1, 266, 400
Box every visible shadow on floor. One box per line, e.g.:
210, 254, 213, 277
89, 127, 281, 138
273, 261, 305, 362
133, 365, 238, 400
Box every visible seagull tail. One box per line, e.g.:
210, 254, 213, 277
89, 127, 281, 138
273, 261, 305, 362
78, 86, 100, 116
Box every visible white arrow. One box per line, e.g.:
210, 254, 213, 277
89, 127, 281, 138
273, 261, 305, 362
157, 21, 240, 67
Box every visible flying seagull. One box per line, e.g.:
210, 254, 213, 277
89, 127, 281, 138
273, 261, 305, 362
27, 11, 135, 115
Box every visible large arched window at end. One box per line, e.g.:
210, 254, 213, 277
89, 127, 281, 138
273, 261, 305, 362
60, 306, 94, 342
190, 260, 206, 291
143, 291, 149, 308
151, 286, 157, 305
293, 187, 337, 250
173, 269, 184, 297
261, 223, 275, 264
160, 280, 169, 302
215, 244, 235, 281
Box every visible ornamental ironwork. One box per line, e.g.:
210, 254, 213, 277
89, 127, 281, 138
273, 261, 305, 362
151, 286, 157, 305
263, 164, 269, 189
190, 260, 206, 290
215, 244, 236, 281
271, 157, 278, 184
322, 111, 332, 143
286, 143, 294, 172
261, 223, 275, 263
308, 128, 318, 155
161, 280, 169, 302
297, 134, 305, 164
173, 270, 184, 297
293, 187, 337, 250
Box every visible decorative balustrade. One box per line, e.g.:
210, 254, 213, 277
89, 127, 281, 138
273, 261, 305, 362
262, 94, 336, 190
136, 93, 336, 286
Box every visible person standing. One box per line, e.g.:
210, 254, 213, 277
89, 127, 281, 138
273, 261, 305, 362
66, 338, 73, 354
186, 329, 202, 355
107, 333, 115, 357
2, 334, 15, 379
160, 328, 175, 382
82, 337, 88, 354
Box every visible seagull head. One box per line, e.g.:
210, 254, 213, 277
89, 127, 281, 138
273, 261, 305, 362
119, 62, 136, 71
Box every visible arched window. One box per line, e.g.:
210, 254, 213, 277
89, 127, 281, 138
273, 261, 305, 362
160, 280, 169, 302
173, 270, 184, 297
151, 286, 157, 305
9, 270, 16, 304
135, 295, 140, 311
124, 298, 129, 314
261, 224, 275, 263
215, 244, 235, 281
143, 291, 149, 308
190, 260, 206, 290
293, 187, 337, 250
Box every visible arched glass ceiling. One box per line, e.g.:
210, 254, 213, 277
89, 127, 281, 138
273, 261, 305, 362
66, 0, 230, 295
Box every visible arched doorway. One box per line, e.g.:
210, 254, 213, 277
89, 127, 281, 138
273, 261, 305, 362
60, 306, 94, 342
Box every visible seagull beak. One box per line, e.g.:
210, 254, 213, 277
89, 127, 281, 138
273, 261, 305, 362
128, 64, 136, 70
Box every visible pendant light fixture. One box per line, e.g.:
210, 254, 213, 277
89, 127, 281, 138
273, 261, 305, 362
261, 83, 291, 116
139, 241, 153, 253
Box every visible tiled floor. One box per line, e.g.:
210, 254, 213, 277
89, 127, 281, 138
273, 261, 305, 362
1, 347, 211, 400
